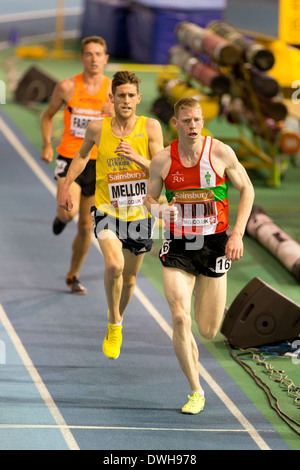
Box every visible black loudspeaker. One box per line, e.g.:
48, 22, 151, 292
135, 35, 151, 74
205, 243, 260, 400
221, 277, 300, 348
15, 66, 57, 104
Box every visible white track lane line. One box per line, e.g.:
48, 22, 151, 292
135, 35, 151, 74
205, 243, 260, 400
0, 116, 271, 450
0, 423, 276, 434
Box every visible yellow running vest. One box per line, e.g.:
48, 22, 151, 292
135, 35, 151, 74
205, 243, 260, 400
95, 116, 151, 221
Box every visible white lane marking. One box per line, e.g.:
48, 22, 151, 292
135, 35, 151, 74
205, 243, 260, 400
0, 423, 276, 433
0, 304, 79, 450
0, 116, 271, 450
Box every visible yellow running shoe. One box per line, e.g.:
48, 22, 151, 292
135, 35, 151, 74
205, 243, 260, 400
102, 324, 122, 359
181, 392, 205, 415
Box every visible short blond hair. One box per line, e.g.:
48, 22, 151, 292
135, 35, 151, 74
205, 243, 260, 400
81, 36, 107, 54
174, 98, 202, 118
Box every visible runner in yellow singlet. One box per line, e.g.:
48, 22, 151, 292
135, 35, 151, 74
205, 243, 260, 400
58, 71, 164, 359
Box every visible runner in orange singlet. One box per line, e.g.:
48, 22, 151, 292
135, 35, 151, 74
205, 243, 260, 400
40, 36, 113, 294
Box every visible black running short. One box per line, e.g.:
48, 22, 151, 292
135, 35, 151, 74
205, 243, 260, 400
159, 231, 231, 277
91, 206, 155, 256
54, 155, 96, 197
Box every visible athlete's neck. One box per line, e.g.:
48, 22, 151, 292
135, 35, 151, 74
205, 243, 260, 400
178, 136, 205, 166
111, 115, 138, 137
82, 71, 104, 93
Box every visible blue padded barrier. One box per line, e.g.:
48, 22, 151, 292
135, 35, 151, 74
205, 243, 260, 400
81, 0, 225, 63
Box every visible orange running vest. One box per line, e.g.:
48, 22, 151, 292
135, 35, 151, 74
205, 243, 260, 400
164, 136, 229, 236
56, 73, 111, 160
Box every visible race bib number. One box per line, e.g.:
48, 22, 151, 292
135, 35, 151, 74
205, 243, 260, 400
215, 255, 231, 273
160, 239, 172, 257
54, 158, 68, 178
108, 169, 148, 208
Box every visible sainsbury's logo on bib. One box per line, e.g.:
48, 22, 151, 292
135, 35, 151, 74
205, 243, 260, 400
108, 169, 148, 182
175, 189, 214, 202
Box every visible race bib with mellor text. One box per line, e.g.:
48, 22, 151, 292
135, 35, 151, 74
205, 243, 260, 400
107, 169, 148, 208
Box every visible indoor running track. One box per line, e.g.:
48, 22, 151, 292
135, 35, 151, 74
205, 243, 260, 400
0, 111, 291, 451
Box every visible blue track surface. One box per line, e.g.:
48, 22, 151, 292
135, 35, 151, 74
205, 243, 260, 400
0, 111, 292, 451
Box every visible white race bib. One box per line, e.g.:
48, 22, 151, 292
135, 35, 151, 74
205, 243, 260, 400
108, 169, 148, 208
70, 114, 102, 138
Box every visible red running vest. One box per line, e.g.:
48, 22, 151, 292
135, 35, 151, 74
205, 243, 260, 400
164, 136, 229, 236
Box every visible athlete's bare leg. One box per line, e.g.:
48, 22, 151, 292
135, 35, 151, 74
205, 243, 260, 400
193, 274, 227, 340
56, 177, 94, 279
67, 193, 94, 279
98, 233, 145, 323
162, 266, 202, 392
98, 232, 124, 324
119, 248, 144, 317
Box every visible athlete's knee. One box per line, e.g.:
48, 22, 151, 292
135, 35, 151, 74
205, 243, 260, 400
172, 308, 191, 331
77, 219, 92, 236
122, 274, 137, 292
197, 323, 219, 340
105, 259, 124, 280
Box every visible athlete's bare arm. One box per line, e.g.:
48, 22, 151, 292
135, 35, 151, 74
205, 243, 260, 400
147, 118, 165, 159
40, 78, 75, 163
58, 120, 102, 212
213, 140, 255, 261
